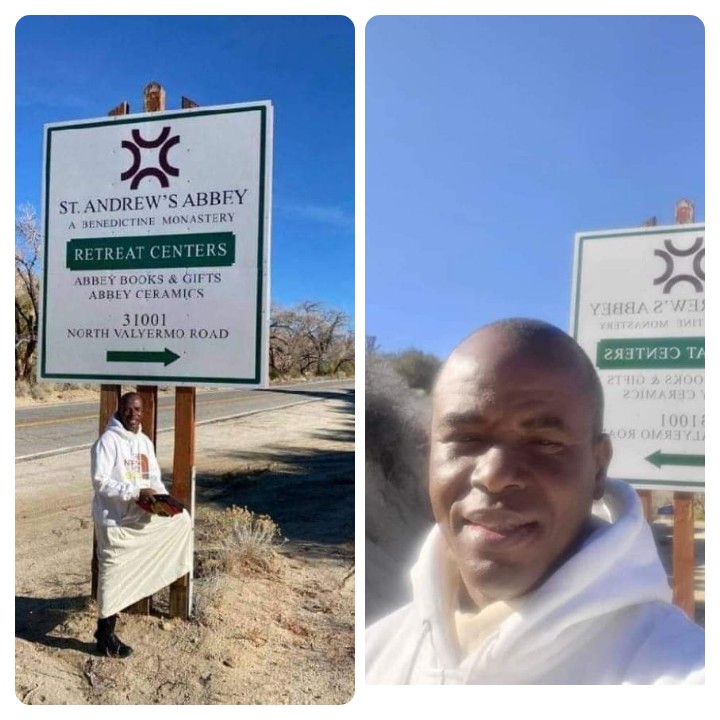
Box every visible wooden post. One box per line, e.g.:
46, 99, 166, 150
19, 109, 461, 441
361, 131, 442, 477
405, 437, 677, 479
674, 198, 694, 225
92, 384, 122, 599
143, 81, 166, 113
636, 489, 653, 522
124, 385, 158, 616
671, 199, 697, 619
170, 387, 196, 618
136, 386, 158, 444
108, 101, 129, 117
98, 385, 122, 433
171, 389, 195, 510
672, 492, 695, 618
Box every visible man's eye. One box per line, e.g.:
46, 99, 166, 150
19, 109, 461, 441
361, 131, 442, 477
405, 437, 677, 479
529, 438, 564, 452
447, 434, 488, 447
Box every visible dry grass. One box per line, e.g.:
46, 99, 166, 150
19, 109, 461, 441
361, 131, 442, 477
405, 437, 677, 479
192, 572, 228, 627
192, 505, 285, 625
15, 381, 150, 404
219, 506, 285, 574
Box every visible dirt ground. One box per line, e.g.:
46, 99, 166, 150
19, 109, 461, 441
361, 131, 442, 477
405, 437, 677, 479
15, 390, 355, 705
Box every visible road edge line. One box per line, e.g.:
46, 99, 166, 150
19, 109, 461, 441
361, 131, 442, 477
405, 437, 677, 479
15, 395, 341, 463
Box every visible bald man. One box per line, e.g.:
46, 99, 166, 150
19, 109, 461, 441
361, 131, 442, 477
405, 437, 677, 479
365, 319, 704, 684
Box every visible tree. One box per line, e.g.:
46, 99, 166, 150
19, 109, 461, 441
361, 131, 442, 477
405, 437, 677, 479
15, 205, 41, 381
326, 327, 355, 375
390, 348, 441, 393
365, 335, 380, 357
269, 301, 354, 378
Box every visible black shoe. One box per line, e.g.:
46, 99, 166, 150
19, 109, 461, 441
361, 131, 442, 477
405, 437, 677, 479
96, 633, 133, 659
95, 615, 133, 658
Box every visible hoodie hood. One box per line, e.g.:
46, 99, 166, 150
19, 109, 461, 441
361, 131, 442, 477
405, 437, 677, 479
409, 479, 672, 683
106, 415, 144, 438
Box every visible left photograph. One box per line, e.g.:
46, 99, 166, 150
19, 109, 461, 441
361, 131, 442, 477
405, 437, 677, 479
15, 15, 355, 705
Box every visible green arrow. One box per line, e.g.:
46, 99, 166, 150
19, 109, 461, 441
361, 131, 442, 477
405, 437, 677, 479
106, 348, 180, 366
645, 450, 705, 469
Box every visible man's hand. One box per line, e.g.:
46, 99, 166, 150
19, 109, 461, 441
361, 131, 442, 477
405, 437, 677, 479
138, 488, 156, 501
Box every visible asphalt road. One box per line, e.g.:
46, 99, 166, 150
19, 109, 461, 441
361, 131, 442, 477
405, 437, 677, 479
15, 379, 354, 461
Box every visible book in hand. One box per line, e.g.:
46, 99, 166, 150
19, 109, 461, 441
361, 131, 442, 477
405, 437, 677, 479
136, 493, 186, 517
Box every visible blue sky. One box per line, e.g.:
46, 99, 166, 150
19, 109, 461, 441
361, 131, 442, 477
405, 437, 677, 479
366, 15, 705, 357
15, 15, 355, 320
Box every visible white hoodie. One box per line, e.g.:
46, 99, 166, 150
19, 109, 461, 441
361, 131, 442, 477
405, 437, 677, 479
90, 416, 168, 527
365, 479, 704, 685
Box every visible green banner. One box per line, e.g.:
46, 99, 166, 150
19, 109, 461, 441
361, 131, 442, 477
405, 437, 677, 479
66, 232, 236, 271
596, 337, 704, 369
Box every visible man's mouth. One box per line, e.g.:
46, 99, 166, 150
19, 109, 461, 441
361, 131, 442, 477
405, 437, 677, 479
460, 512, 540, 548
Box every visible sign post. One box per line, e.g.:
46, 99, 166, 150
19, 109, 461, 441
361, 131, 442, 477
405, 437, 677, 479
571, 211, 704, 618
170, 386, 195, 616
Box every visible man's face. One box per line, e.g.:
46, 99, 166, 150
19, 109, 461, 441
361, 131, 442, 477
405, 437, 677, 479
118, 396, 143, 433
429, 330, 611, 607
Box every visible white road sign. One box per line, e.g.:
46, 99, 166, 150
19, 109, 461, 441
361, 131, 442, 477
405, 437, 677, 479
571, 223, 704, 492
40, 101, 272, 386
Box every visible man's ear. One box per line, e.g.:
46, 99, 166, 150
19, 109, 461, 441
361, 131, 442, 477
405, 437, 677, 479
592, 433, 612, 500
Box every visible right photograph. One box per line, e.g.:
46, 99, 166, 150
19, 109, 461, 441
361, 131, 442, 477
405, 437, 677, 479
364, 15, 705, 685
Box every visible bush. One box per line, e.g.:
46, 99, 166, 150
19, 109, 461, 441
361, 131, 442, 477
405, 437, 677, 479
389, 348, 441, 392
192, 572, 228, 626
219, 506, 285, 573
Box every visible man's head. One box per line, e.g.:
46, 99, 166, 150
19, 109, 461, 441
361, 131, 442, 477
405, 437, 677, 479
117, 392, 143, 434
429, 318, 612, 608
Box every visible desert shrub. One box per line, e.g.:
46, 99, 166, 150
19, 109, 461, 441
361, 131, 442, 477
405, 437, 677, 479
15, 379, 49, 400
15, 381, 31, 398
30, 383, 51, 401
15, 380, 101, 402
219, 506, 285, 573
192, 572, 228, 626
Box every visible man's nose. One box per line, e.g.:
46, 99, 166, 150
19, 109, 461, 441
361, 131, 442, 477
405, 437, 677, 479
469, 444, 528, 494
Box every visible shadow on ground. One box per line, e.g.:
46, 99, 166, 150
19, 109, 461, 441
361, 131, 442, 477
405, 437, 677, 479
196, 447, 354, 545
193, 394, 355, 546
15, 595, 95, 652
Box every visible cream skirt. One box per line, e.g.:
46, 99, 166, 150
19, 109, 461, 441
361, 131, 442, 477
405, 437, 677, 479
95, 511, 192, 618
